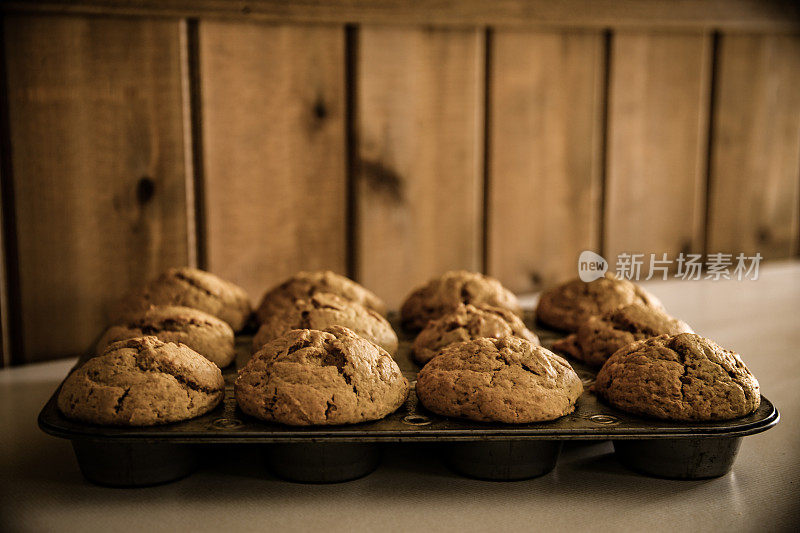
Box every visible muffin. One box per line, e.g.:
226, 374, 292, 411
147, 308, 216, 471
416, 337, 583, 423
401, 271, 522, 331
113, 267, 251, 331
57, 336, 224, 426
593, 333, 760, 421
252, 292, 398, 355
536, 273, 662, 332
235, 326, 409, 426
97, 305, 236, 368
412, 303, 539, 365
256, 271, 386, 323
552, 303, 693, 367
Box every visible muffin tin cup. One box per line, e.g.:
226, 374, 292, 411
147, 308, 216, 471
72, 440, 199, 487
266, 442, 382, 483
444, 440, 562, 481
613, 437, 742, 479
39, 314, 780, 487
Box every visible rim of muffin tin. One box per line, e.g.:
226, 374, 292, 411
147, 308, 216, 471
37, 312, 780, 484
38, 392, 780, 443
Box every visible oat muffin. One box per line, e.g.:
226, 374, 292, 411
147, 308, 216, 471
536, 273, 662, 332
58, 336, 224, 426
236, 326, 409, 426
416, 337, 583, 423
97, 305, 236, 368
401, 271, 522, 332
256, 271, 386, 324
412, 303, 539, 365
252, 292, 397, 356
552, 303, 693, 368
114, 267, 251, 331
593, 333, 760, 421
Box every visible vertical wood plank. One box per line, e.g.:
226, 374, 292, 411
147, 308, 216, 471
356, 27, 484, 308
707, 34, 800, 259
488, 30, 604, 293
0, 182, 8, 367
0, 29, 11, 366
199, 21, 347, 300
4, 15, 191, 361
605, 31, 711, 265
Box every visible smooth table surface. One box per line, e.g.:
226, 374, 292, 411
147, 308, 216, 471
2, 263, 799, 532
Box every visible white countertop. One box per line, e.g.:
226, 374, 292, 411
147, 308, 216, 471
2, 263, 799, 532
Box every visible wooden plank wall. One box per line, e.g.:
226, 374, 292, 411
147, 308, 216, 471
488, 29, 604, 292
604, 32, 712, 264
198, 21, 348, 299
3, 16, 192, 362
1, 8, 799, 363
707, 35, 800, 258
355, 27, 484, 307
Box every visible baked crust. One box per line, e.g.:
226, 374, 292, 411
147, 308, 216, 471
252, 293, 398, 355
416, 337, 582, 423
113, 267, 251, 332
256, 271, 386, 324
97, 305, 236, 368
412, 303, 539, 365
536, 274, 662, 332
235, 326, 409, 426
551, 303, 692, 367
400, 271, 522, 332
593, 333, 760, 421
57, 336, 224, 426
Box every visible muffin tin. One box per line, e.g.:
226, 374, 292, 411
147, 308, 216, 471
38, 312, 779, 486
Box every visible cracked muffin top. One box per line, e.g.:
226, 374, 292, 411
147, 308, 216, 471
57, 336, 225, 426
113, 267, 252, 331
252, 292, 398, 355
415, 336, 583, 423
536, 273, 662, 332
400, 271, 522, 332
97, 305, 236, 368
412, 303, 539, 365
255, 271, 386, 324
235, 326, 409, 426
593, 333, 760, 421
552, 303, 693, 368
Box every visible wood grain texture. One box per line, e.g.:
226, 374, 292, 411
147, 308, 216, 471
4, 15, 191, 361
0, 182, 8, 367
487, 30, 604, 293
355, 26, 484, 308
604, 31, 712, 265
707, 34, 800, 259
199, 21, 346, 300
3, 1, 800, 31
0, 29, 11, 367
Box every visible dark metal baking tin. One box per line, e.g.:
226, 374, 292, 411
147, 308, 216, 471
38, 313, 779, 485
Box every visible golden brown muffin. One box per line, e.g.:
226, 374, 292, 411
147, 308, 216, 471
235, 327, 409, 426
593, 333, 760, 421
552, 303, 693, 367
256, 271, 386, 324
57, 336, 224, 426
252, 293, 398, 355
536, 273, 662, 332
416, 337, 583, 423
412, 303, 539, 365
113, 267, 251, 331
97, 305, 236, 368
401, 271, 522, 331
